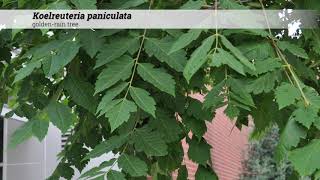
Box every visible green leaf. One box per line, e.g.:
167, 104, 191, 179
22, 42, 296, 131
64, 75, 97, 113
137, 63, 176, 96
177, 165, 188, 180
228, 78, 255, 108
277, 41, 309, 59
188, 138, 211, 165
107, 170, 126, 180
132, 126, 168, 156
105, 99, 137, 132
246, 71, 281, 94
224, 103, 240, 119
144, 38, 187, 72
195, 165, 218, 180
42, 38, 81, 76
110, 0, 147, 9
46, 101, 75, 133
71, 0, 96, 9
210, 48, 245, 75
129, 87, 156, 117
169, 30, 202, 54
149, 109, 182, 143
275, 118, 307, 163
292, 105, 318, 129
95, 37, 139, 68
95, 56, 134, 94
184, 116, 207, 138
220, 0, 247, 9
220, 35, 255, 71
14, 61, 41, 83
289, 139, 320, 176
183, 36, 215, 82
203, 80, 225, 109
180, 0, 205, 9
47, 1, 71, 9
118, 154, 148, 177
255, 58, 282, 75
96, 82, 128, 116
32, 111, 49, 141
80, 159, 116, 178
9, 121, 33, 148
84, 134, 128, 160
80, 30, 104, 58
275, 83, 301, 109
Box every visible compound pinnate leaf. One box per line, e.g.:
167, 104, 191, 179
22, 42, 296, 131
275, 83, 301, 109
105, 99, 137, 132
46, 101, 75, 133
14, 61, 42, 83
183, 36, 214, 83
71, 0, 96, 9
169, 29, 202, 53
277, 41, 309, 59
95, 37, 139, 68
79, 30, 104, 57
220, 35, 255, 71
118, 154, 148, 177
9, 121, 33, 148
95, 56, 134, 94
84, 134, 128, 160
132, 126, 168, 156
292, 105, 318, 129
31, 111, 49, 141
137, 63, 176, 96
129, 87, 156, 117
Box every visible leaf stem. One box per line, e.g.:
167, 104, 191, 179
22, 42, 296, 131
258, 0, 310, 106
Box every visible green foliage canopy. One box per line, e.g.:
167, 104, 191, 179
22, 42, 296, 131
0, 0, 319, 179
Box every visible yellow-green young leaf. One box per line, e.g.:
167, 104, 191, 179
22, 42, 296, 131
195, 165, 218, 180
180, 0, 205, 9
80, 30, 104, 58
187, 137, 211, 165
9, 121, 33, 148
292, 105, 318, 129
95, 37, 139, 68
169, 29, 202, 54
132, 126, 168, 156
96, 82, 128, 116
183, 36, 214, 82
144, 38, 187, 72
71, 0, 96, 9
210, 48, 245, 75
64, 75, 97, 113
105, 99, 137, 132
137, 63, 176, 96
14, 61, 41, 83
275, 118, 307, 163
129, 87, 156, 117
84, 134, 128, 160
275, 83, 301, 109
95, 56, 134, 94
220, 35, 255, 71
107, 170, 126, 180
41, 38, 81, 76
118, 154, 148, 177
46, 101, 76, 133
32, 111, 49, 141
277, 41, 309, 59
289, 139, 320, 176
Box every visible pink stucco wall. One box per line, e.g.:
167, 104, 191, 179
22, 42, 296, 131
178, 94, 251, 180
